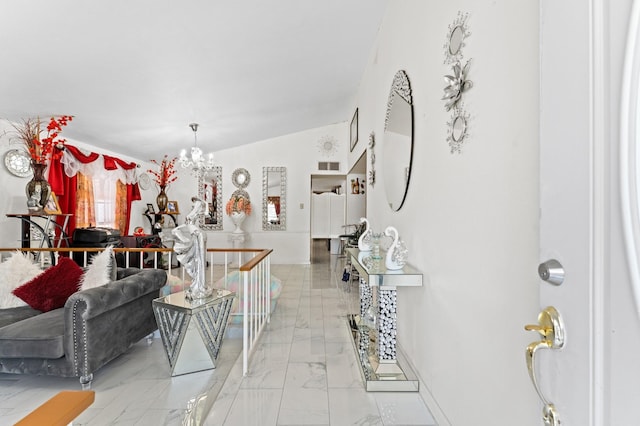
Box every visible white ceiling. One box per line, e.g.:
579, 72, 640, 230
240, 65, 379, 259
1, 1, 387, 161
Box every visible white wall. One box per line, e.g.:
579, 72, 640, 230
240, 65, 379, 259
192, 123, 349, 264
350, 1, 540, 424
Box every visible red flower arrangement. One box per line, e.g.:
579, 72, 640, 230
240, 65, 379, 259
148, 155, 178, 188
226, 193, 252, 216
11, 116, 73, 164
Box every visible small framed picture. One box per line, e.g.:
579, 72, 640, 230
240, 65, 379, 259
44, 192, 62, 215
166, 201, 180, 214
146, 203, 155, 214
350, 108, 359, 152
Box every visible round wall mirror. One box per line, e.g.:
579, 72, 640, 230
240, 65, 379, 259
452, 115, 467, 142
444, 11, 470, 65
231, 168, 250, 189
382, 70, 414, 212
449, 26, 465, 55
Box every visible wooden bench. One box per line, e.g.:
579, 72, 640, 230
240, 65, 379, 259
15, 390, 95, 426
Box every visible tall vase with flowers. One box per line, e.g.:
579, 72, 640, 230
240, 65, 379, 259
226, 190, 251, 233
148, 155, 178, 212
10, 116, 73, 211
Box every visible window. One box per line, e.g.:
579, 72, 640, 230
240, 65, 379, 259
92, 177, 117, 228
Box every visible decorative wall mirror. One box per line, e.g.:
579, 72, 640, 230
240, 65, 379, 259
197, 166, 223, 231
444, 11, 470, 64
446, 106, 470, 154
262, 166, 286, 230
383, 70, 414, 212
231, 168, 250, 189
368, 132, 376, 186
443, 11, 472, 154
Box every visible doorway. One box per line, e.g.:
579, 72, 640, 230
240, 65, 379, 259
310, 174, 346, 264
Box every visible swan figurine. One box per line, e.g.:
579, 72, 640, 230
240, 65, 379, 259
357, 217, 372, 251
384, 226, 408, 270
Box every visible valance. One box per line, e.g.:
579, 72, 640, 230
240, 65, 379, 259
60, 145, 138, 185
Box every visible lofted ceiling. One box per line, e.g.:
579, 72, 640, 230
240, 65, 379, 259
1, 1, 387, 161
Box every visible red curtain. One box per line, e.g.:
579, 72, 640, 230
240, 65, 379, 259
104, 154, 141, 235
48, 146, 141, 241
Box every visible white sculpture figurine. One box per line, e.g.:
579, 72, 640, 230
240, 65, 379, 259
172, 197, 211, 300
357, 217, 372, 251
384, 226, 408, 270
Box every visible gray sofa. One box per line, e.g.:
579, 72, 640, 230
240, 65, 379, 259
0, 267, 166, 388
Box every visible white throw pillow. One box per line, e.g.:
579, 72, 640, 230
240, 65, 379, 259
79, 246, 116, 291
0, 252, 43, 309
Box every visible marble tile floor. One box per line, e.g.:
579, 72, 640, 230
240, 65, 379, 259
0, 243, 436, 425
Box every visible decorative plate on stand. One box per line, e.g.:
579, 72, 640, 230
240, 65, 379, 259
138, 172, 151, 190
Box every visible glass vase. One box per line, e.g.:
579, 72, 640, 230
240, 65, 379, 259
26, 162, 51, 212
370, 232, 382, 260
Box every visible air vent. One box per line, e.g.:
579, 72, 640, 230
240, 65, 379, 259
318, 161, 340, 171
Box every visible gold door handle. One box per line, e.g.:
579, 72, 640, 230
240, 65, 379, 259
525, 339, 552, 405
524, 306, 564, 426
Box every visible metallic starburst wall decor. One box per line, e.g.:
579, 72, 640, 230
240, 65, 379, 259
442, 11, 473, 154
368, 132, 376, 186
443, 11, 471, 65
317, 135, 339, 157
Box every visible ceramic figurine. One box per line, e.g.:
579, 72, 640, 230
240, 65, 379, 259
358, 217, 372, 251
384, 226, 408, 270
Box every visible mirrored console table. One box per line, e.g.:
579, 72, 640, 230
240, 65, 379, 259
346, 247, 423, 392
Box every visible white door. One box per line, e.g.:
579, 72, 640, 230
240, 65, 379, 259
537, 0, 609, 424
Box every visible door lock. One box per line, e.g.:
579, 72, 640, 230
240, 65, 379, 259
538, 259, 564, 286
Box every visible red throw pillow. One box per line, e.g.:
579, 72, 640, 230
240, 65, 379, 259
12, 257, 83, 312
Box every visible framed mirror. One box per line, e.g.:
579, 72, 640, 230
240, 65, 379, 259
444, 11, 470, 64
231, 168, 250, 189
383, 70, 414, 212
449, 26, 465, 56
262, 166, 286, 231
446, 106, 470, 154
197, 166, 223, 231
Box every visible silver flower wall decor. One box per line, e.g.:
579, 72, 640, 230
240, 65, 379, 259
368, 132, 376, 186
443, 11, 473, 154
442, 60, 473, 112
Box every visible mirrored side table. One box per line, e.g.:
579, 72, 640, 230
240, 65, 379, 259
153, 289, 235, 376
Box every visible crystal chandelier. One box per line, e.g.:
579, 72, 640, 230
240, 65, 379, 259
178, 123, 215, 172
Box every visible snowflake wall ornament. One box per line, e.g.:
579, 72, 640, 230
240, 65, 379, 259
317, 135, 339, 157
